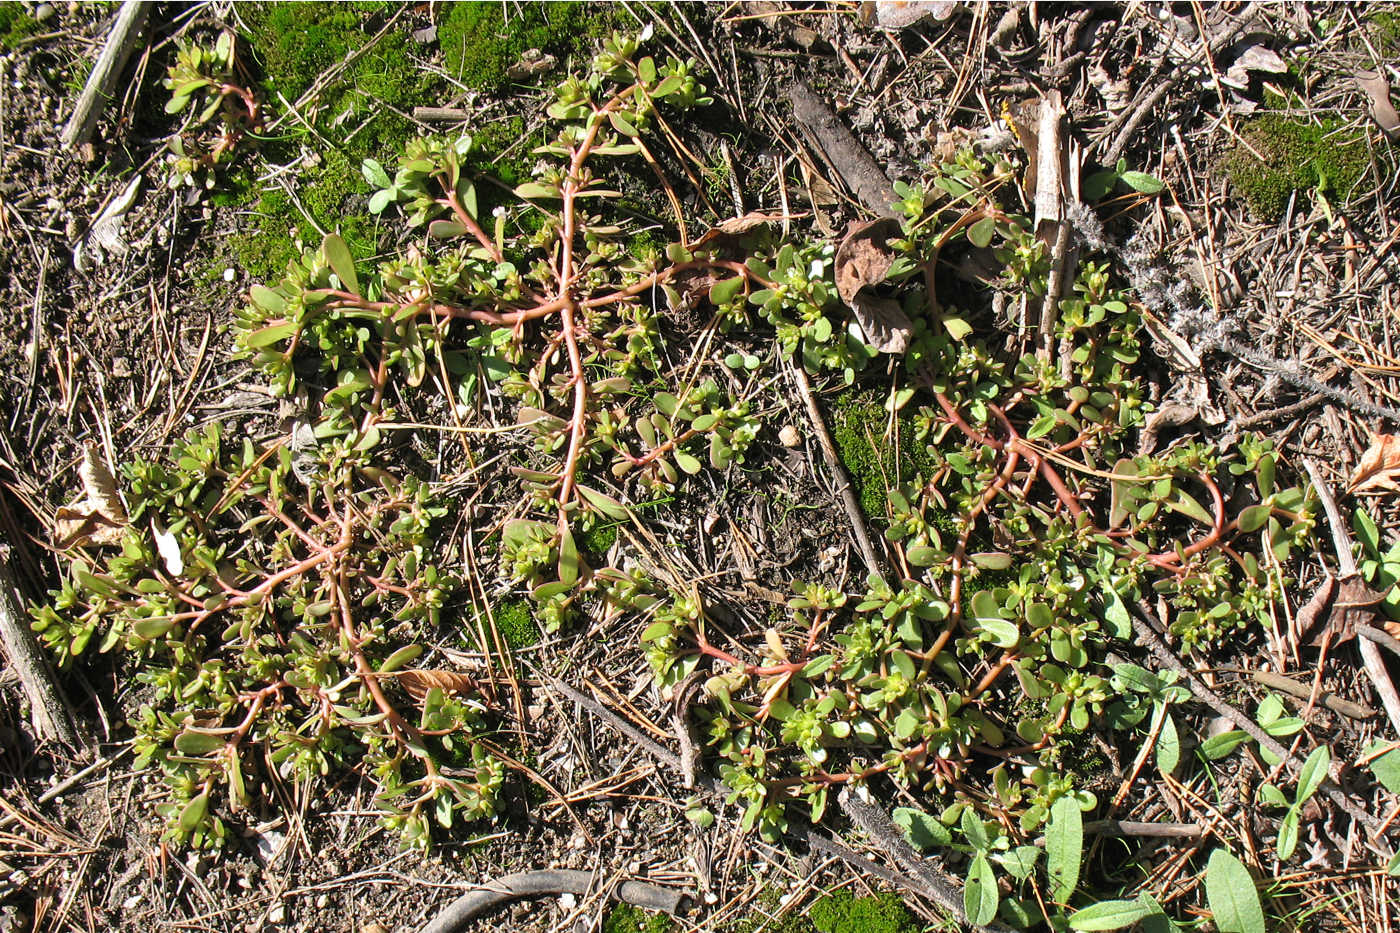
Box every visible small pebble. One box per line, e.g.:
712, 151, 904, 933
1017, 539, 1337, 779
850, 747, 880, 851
558, 892, 577, 910
223, 267, 236, 282
34, 3, 55, 23
779, 425, 801, 448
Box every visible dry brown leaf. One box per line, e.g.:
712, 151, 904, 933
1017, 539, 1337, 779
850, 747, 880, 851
1297, 574, 1338, 646
1325, 577, 1389, 645
1347, 431, 1400, 494
834, 218, 912, 354
1221, 45, 1287, 91
1357, 71, 1400, 141
686, 211, 781, 253
54, 443, 128, 548
1138, 402, 1198, 457
397, 669, 479, 702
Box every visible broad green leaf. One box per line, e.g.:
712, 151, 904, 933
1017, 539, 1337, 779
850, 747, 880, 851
942, 316, 973, 340
514, 181, 559, 200
429, 219, 468, 239
1295, 745, 1330, 804
1165, 488, 1213, 525
654, 393, 680, 418
248, 284, 286, 315
1120, 170, 1165, 194
1200, 730, 1250, 760
960, 807, 991, 851
243, 321, 298, 349
1366, 742, 1400, 794
997, 845, 1041, 881
321, 234, 358, 295
609, 110, 639, 137
1277, 808, 1299, 860
640, 621, 673, 642
970, 552, 1013, 570
906, 545, 942, 567
892, 807, 952, 851
1354, 507, 1382, 558
1205, 849, 1266, 933
1157, 710, 1180, 776
361, 158, 391, 188
1047, 795, 1083, 902
1102, 587, 1132, 639
368, 188, 394, 214
977, 616, 1021, 649
1068, 897, 1156, 931
577, 485, 629, 521
963, 853, 998, 926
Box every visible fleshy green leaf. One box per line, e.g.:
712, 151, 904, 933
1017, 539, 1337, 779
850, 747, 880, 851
321, 234, 358, 295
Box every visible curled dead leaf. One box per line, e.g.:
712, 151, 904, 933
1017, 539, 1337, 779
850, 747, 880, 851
687, 212, 782, 253
1356, 71, 1400, 141
396, 669, 479, 702
834, 218, 912, 354
1138, 402, 1198, 457
1348, 432, 1400, 494
1314, 577, 1389, 646
54, 444, 128, 548
1221, 45, 1287, 91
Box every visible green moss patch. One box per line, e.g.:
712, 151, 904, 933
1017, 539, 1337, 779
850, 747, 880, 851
1368, 10, 1400, 55
830, 390, 935, 522
580, 521, 619, 559
602, 903, 674, 933
493, 598, 539, 649
723, 889, 921, 933
231, 3, 432, 280
809, 891, 920, 933
0, 2, 40, 50
1226, 114, 1371, 220
438, 1, 617, 92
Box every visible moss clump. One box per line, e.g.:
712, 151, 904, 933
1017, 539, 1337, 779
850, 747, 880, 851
830, 391, 936, 522
1226, 114, 1371, 220
724, 889, 920, 933
438, 1, 617, 92
1369, 10, 1400, 54
493, 598, 539, 649
809, 891, 919, 933
0, 2, 40, 50
602, 903, 674, 933
580, 521, 618, 559
231, 3, 430, 280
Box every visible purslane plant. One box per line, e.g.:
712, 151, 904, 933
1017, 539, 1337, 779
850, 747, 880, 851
162, 32, 262, 189
37, 24, 1334, 926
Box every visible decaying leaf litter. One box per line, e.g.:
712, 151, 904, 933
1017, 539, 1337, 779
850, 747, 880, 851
2, 2, 1400, 931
